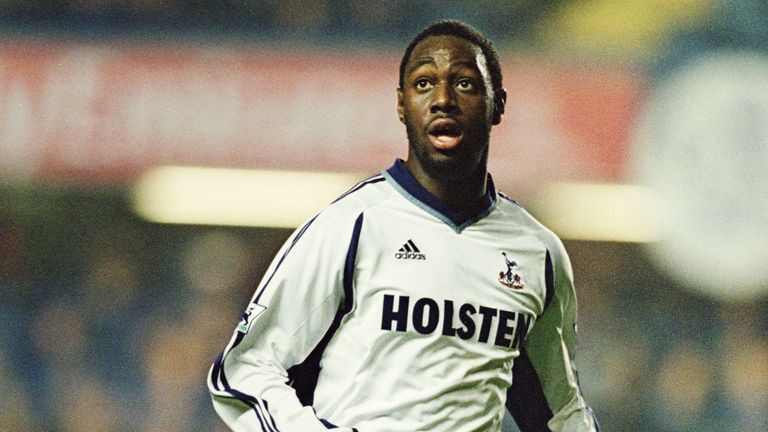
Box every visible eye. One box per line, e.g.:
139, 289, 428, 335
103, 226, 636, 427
414, 78, 433, 91
456, 78, 474, 91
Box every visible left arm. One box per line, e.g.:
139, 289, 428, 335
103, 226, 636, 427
506, 243, 598, 432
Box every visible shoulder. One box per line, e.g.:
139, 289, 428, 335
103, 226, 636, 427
495, 191, 571, 272
331, 173, 390, 208
271, 174, 392, 266
301, 173, 392, 233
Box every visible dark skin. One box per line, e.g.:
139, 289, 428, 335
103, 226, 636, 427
397, 35, 506, 211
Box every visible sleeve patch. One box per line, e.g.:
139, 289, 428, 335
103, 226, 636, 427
236, 302, 267, 334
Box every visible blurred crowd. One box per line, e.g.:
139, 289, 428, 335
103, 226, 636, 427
0, 0, 557, 43
1, 189, 766, 432
568, 241, 768, 431
0, 192, 284, 431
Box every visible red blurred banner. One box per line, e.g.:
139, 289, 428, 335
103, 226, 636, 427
0, 41, 643, 189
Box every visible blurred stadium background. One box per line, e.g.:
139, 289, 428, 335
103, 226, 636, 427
1, 1, 767, 431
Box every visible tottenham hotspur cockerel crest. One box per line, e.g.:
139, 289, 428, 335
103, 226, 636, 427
499, 252, 524, 289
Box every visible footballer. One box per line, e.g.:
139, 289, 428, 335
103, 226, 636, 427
208, 20, 598, 432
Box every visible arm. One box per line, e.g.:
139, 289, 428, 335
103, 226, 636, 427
208, 210, 363, 432
507, 243, 598, 432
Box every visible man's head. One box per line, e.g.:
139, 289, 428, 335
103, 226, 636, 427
399, 20, 505, 114
397, 20, 506, 183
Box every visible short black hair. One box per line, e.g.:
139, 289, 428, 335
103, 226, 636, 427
399, 20, 503, 101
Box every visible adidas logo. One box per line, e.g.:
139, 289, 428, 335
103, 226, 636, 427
395, 239, 426, 260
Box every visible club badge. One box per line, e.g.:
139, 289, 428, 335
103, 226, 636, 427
499, 252, 524, 289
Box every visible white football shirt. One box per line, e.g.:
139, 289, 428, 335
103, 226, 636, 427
209, 159, 598, 432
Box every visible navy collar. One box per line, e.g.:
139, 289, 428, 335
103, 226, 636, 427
382, 159, 497, 233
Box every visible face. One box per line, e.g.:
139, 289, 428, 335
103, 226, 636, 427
398, 35, 502, 182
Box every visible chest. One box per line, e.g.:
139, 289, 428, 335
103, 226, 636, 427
350, 210, 548, 351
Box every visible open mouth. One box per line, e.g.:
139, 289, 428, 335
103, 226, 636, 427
428, 119, 463, 150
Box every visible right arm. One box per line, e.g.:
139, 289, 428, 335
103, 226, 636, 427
208, 210, 363, 432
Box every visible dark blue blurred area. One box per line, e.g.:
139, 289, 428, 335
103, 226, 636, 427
0, 188, 288, 431
0, 0, 564, 44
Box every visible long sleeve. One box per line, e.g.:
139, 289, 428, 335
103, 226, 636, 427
506, 238, 598, 432
208, 208, 364, 432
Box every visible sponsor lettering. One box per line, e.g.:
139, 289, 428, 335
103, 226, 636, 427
381, 294, 532, 349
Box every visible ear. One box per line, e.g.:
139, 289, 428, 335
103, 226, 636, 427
397, 88, 405, 124
491, 88, 507, 125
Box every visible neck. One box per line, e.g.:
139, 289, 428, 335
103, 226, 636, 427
404, 157, 488, 212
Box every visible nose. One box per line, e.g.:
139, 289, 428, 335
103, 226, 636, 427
430, 82, 457, 114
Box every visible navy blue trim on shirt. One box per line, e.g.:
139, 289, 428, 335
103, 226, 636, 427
506, 347, 554, 431
333, 175, 385, 204
319, 418, 359, 432
211, 353, 280, 432
252, 174, 382, 308
544, 250, 554, 311
253, 214, 319, 305
287, 212, 364, 406
383, 159, 496, 233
